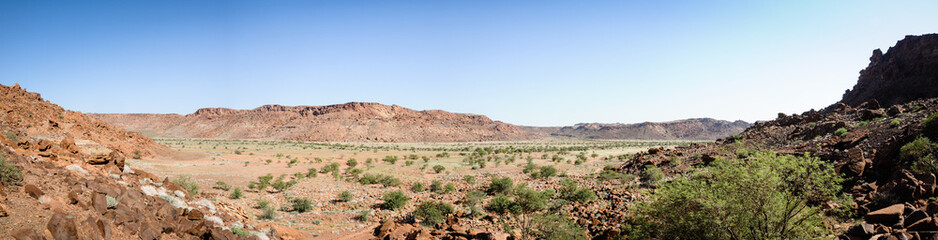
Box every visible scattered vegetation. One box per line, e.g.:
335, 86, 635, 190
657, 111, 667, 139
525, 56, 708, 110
834, 127, 849, 136
337, 190, 353, 202
291, 198, 313, 213
488, 177, 514, 194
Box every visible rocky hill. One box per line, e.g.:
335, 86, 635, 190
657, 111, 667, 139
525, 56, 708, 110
0, 83, 264, 239
522, 118, 751, 140
841, 34, 938, 107
610, 34, 938, 239
91, 102, 533, 142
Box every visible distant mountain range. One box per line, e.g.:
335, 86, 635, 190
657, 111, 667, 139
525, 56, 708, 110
522, 118, 751, 140
93, 104, 750, 142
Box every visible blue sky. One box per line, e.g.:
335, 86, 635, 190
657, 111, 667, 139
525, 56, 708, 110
1, 1, 936, 126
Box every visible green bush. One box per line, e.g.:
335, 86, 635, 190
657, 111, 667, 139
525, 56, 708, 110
346, 158, 358, 168
631, 151, 845, 239
230, 187, 243, 199
925, 112, 938, 140
382, 190, 410, 210
834, 127, 848, 136
891, 119, 901, 127
536, 165, 557, 179
485, 194, 518, 214
430, 180, 444, 193
383, 155, 398, 164
902, 137, 938, 174
432, 165, 446, 173
256, 199, 271, 209
270, 174, 297, 192
444, 183, 456, 193
171, 175, 199, 195
258, 205, 276, 220
559, 178, 595, 203
640, 165, 664, 188
411, 182, 424, 192
463, 175, 476, 184
528, 213, 589, 240
0, 152, 23, 186
320, 163, 340, 174
488, 177, 514, 194
357, 210, 371, 222
306, 168, 318, 178
249, 174, 274, 190
291, 198, 312, 213
411, 201, 454, 228
337, 190, 353, 202
230, 226, 250, 237
213, 181, 231, 191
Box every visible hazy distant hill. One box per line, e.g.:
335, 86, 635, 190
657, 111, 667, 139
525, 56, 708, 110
91, 102, 533, 142
522, 118, 751, 140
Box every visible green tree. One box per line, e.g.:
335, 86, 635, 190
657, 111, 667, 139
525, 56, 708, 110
411, 201, 454, 228
632, 151, 845, 239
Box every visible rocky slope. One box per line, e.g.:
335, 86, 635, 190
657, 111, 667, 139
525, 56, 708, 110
522, 118, 751, 140
0, 83, 287, 239
92, 103, 533, 142
841, 34, 938, 107
612, 34, 938, 240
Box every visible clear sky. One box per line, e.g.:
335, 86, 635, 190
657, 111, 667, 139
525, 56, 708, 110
1, 1, 936, 126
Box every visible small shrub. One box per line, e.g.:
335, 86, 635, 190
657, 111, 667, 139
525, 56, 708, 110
488, 177, 514, 194
902, 137, 938, 174
258, 205, 276, 220
463, 175, 476, 184
444, 183, 456, 193
559, 178, 595, 203
347, 158, 358, 168
382, 190, 410, 210
357, 210, 372, 221
640, 165, 665, 188
213, 181, 231, 191
925, 112, 938, 140
529, 213, 589, 239
256, 199, 271, 209
337, 190, 353, 202
536, 165, 557, 179
383, 155, 398, 164
171, 175, 200, 195
0, 153, 23, 186
430, 180, 444, 193
291, 198, 312, 213
432, 165, 446, 173
485, 194, 518, 214
230, 187, 243, 199
306, 168, 318, 178
412, 182, 424, 192
891, 119, 901, 127
230, 226, 250, 237
405, 160, 414, 166
412, 201, 454, 228
834, 127, 848, 137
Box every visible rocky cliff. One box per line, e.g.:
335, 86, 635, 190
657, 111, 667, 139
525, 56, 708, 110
92, 102, 533, 142
841, 34, 938, 107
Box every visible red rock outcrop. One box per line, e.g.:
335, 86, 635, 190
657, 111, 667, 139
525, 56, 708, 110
91, 102, 533, 142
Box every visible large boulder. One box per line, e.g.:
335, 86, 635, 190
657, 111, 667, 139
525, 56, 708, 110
47, 212, 79, 240
866, 204, 905, 225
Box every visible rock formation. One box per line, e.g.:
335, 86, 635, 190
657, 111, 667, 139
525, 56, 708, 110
92, 102, 533, 142
522, 118, 751, 140
841, 34, 938, 107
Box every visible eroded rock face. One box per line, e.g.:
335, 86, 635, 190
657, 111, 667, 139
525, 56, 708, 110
841, 34, 938, 108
